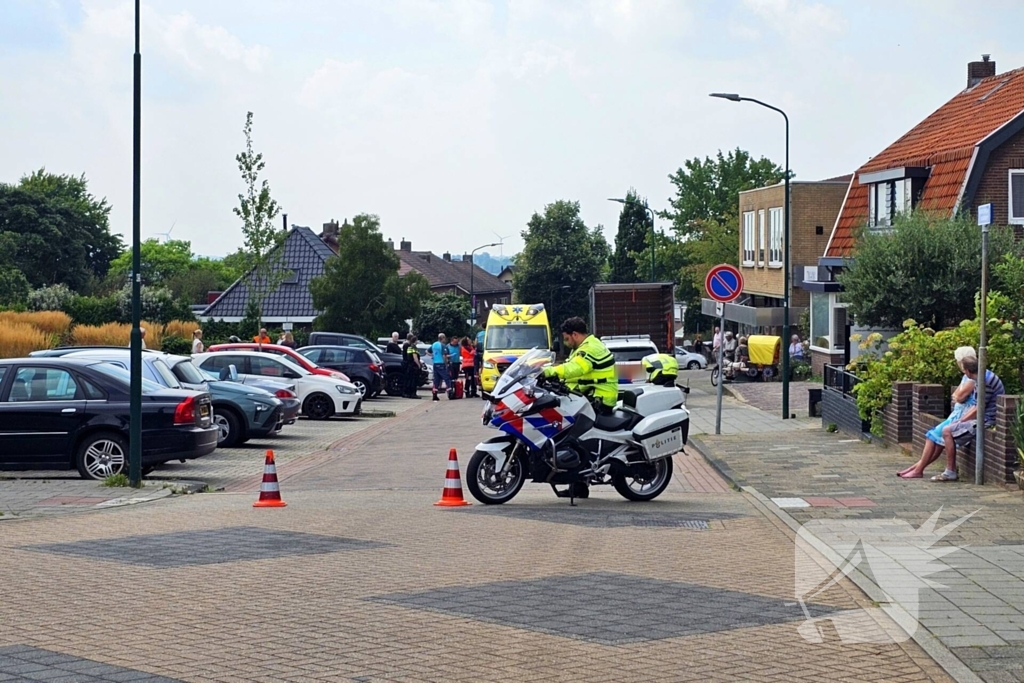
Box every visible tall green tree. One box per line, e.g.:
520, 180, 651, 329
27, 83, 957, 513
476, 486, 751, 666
839, 211, 1014, 329
663, 148, 783, 234
310, 214, 431, 338
417, 293, 471, 340
108, 239, 192, 286
234, 112, 285, 329
609, 189, 651, 283
513, 200, 610, 325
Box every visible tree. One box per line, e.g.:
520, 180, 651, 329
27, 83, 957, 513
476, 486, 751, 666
839, 211, 1014, 330
108, 239, 192, 287
417, 293, 471, 340
310, 214, 431, 338
512, 200, 610, 325
663, 148, 783, 234
609, 189, 651, 283
0, 171, 123, 292
233, 112, 285, 329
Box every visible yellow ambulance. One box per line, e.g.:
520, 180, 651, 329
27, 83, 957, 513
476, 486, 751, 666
479, 304, 552, 393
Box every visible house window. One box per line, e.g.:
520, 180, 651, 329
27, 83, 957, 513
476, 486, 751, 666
768, 207, 783, 267
757, 210, 766, 266
810, 292, 830, 350
1011, 170, 1024, 224
869, 178, 918, 228
742, 211, 755, 266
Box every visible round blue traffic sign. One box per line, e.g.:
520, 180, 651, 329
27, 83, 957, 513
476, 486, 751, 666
705, 264, 744, 303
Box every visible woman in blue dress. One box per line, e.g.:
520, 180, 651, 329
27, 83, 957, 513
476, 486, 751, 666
898, 346, 977, 479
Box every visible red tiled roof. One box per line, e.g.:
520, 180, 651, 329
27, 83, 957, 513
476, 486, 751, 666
827, 66, 1024, 257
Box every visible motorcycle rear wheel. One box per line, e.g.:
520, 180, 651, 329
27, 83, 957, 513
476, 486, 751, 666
612, 457, 674, 502
467, 448, 526, 505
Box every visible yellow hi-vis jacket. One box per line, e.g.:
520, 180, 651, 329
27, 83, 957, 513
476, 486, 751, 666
546, 334, 618, 407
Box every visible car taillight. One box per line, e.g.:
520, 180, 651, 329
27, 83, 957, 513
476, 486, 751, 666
369, 363, 380, 372
275, 389, 296, 399
173, 396, 196, 425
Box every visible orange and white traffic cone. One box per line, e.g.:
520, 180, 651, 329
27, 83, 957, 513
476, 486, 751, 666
434, 448, 471, 507
253, 450, 287, 508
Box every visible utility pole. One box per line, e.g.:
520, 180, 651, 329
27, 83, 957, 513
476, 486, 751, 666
129, 0, 143, 487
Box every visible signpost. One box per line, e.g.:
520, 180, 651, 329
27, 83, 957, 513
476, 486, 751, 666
705, 264, 744, 435
976, 204, 993, 485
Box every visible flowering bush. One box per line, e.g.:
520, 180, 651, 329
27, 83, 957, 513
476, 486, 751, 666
27, 284, 73, 312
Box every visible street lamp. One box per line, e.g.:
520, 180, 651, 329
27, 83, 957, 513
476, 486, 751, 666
469, 242, 500, 325
710, 92, 791, 420
129, 0, 143, 486
607, 197, 657, 282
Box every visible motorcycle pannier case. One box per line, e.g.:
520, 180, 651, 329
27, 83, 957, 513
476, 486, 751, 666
632, 409, 688, 460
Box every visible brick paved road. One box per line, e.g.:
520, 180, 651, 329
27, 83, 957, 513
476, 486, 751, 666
0, 397, 952, 682
696, 427, 1024, 682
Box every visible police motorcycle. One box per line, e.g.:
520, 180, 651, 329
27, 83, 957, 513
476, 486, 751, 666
467, 349, 690, 504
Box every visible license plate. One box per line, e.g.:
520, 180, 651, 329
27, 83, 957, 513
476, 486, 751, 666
200, 404, 210, 418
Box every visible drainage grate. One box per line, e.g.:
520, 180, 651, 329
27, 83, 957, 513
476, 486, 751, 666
370, 571, 836, 644
25, 526, 389, 567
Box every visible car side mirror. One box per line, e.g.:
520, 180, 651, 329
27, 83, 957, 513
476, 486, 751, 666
284, 370, 301, 379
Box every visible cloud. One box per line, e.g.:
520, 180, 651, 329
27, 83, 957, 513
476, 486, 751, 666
742, 0, 846, 40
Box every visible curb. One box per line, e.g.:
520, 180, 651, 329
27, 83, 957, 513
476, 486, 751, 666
95, 486, 173, 508
687, 435, 981, 683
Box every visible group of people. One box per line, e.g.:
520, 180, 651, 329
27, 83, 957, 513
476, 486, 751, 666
899, 346, 1004, 482
185, 326, 297, 356
395, 330, 485, 401
691, 328, 806, 367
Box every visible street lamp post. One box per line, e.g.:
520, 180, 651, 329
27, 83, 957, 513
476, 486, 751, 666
129, 0, 143, 486
607, 197, 657, 281
469, 242, 500, 325
710, 92, 791, 420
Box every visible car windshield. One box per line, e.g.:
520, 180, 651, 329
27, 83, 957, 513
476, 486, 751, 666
611, 347, 657, 362
485, 326, 549, 351
493, 348, 554, 395
171, 359, 207, 385
152, 359, 183, 388
91, 363, 165, 394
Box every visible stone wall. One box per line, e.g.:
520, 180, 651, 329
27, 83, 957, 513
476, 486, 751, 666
821, 386, 869, 436
881, 382, 915, 447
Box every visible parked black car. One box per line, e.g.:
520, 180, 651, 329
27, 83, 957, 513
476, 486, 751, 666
307, 332, 427, 395
296, 346, 383, 396
0, 358, 217, 479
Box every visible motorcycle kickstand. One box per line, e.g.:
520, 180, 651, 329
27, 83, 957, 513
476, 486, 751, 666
549, 483, 577, 507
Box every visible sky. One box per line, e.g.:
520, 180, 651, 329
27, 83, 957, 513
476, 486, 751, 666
2, 0, 1023, 259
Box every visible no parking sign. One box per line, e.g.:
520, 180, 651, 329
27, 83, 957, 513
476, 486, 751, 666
705, 264, 743, 303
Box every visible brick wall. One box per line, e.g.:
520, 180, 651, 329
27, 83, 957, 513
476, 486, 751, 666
882, 381, 914, 447
811, 349, 844, 377
910, 384, 946, 456
737, 181, 848, 309
954, 395, 1020, 484
969, 127, 1024, 226
821, 387, 868, 436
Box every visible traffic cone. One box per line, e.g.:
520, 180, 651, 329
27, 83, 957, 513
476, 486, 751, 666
434, 448, 471, 507
253, 450, 287, 508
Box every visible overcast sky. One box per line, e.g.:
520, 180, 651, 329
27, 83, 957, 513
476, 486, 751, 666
2, 0, 1022, 258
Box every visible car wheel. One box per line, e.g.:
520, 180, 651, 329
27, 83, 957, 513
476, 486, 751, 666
385, 373, 404, 396
303, 392, 334, 420
75, 432, 128, 480
687, 360, 701, 370
213, 409, 242, 448
352, 379, 368, 398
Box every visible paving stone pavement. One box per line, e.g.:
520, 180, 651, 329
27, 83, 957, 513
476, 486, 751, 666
678, 369, 818, 436
695, 425, 1024, 682
0, 397, 953, 682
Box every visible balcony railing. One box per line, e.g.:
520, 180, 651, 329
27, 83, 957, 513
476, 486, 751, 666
824, 363, 860, 397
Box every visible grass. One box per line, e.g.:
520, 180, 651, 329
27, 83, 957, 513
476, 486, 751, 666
102, 472, 130, 487
0, 310, 72, 337
0, 323, 56, 358
163, 320, 200, 341
71, 320, 165, 348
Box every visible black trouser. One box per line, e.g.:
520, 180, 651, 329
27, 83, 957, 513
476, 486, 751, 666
463, 366, 477, 395
403, 365, 419, 396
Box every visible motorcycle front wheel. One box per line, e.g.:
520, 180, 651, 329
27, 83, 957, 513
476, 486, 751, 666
612, 457, 674, 502
466, 448, 526, 505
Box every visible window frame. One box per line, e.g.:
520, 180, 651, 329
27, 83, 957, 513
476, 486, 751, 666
1010, 170, 1024, 225
768, 207, 783, 267
5, 366, 82, 403
757, 209, 766, 267
742, 211, 756, 266
809, 293, 848, 353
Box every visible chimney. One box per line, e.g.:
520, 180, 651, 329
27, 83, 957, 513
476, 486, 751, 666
400, 238, 412, 251
207, 291, 223, 305
386, 238, 395, 250
463, 254, 472, 264
321, 220, 339, 239
968, 54, 996, 88
443, 252, 451, 261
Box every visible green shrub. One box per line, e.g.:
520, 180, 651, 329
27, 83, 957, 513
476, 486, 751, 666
27, 283, 74, 311
160, 335, 192, 355
64, 294, 120, 326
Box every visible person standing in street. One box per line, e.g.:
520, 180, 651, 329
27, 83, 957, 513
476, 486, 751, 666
448, 336, 462, 387
430, 333, 451, 401
140, 327, 147, 350
279, 331, 297, 349
386, 332, 402, 355
402, 333, 421, 399
475, 325, 486, 378
460, 337, 477, 397
191, 329, 204, 355
254, 328, 272, 345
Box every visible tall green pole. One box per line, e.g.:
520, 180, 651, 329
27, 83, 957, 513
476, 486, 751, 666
129, 0, 143, 487
645, 202, 656, 282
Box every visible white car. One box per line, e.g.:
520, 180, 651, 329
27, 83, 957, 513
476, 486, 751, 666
191, 351, 361, 420
674, 347, 708, 370
602, 337, 659, 385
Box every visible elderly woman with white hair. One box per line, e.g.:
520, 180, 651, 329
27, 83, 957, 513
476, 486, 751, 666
898, 346, 977, 479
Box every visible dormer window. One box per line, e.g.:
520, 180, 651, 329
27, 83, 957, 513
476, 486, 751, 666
859, 167, 929, 228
